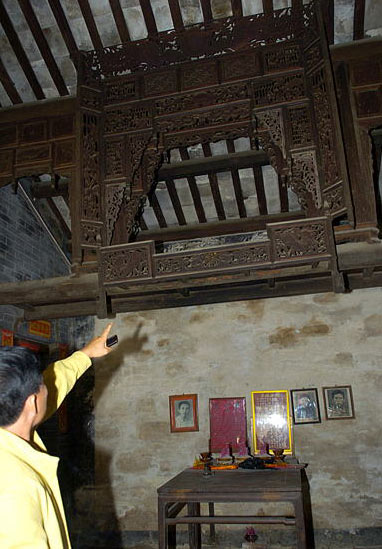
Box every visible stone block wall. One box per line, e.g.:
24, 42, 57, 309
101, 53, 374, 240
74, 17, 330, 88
86, 288, 382, 548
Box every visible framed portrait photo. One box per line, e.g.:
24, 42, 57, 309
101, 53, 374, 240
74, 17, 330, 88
169, 394, 199, 433
290, 388, 321, 425
322, 385, 355, 420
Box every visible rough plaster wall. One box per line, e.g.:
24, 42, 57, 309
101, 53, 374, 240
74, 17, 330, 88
90, 287, 382, 540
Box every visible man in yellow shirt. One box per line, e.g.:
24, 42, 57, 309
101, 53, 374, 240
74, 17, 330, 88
0, 323, 114, 548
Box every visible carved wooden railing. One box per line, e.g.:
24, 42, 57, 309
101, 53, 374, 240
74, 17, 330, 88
99, 218, 343, 305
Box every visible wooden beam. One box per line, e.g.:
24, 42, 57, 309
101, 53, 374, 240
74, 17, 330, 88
150, 192, 167, 228
159, 150, 269, 179
168, 0, 184, 31
78, 0, 103, 50
0, 57, 22, 104
136, 211, 304, 242
165, 179, 187, 225
353, 0, 366, 41
47, 0, 79, 61
18, 0, 69, 96
253, 166, 268, 216
179, 147, 207, 223
231, 0, 243, 18
0, 0, 45, 100
200, 0, 213, 23
262, 0, 273, 16
330, 38, 382, 63
226, 139, 246, 218
0, 273, 98, 306
202, 143, 226, 221
278, 174, 289, 213
322, 0, 334, 45
108, 0, 131, 43
24, 301, 97, 320
139, 0, 158, 37
0, 96, 75, 124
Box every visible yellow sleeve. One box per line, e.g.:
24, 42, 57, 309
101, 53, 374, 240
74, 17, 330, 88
0, 489, 48, 548
43, 351, 92, 420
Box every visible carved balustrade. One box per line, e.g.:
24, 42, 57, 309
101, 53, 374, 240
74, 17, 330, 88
99, 217, 339, 290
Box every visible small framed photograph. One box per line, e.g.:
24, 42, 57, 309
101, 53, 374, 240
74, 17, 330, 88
322, 385, 355, 420
169, 394, 199, 432
290, 388, 321, 425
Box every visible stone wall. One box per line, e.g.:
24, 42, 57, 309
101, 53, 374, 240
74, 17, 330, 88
86, 287, 382, 548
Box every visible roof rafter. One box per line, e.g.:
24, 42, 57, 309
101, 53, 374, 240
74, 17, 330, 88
165, 179, 187, 225
202, 143, 226, 221
179, 147, 207, 223
0, 0, 45, 100
226, 139, 246, 218
47, 0, 79, 62
108, 0, 131, 43
139, 0, 158, 37
0, 57, 22, 104
78, 0, 103, 50
17, 0, 69, 96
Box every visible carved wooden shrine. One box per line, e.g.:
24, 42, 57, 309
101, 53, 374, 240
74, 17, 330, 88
75, 0, 349, 316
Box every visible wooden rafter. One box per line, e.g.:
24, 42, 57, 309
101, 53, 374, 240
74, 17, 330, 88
278, 175, 289, 213
137, 211, 305, 242
262, 0, 273, 16
165, 179, 187, 225
168, 0, 184, 31
17, 0, 69, 96
78, 0, 103, 50
202, 143, 226, 221
0, 0, 45, 100
0, 57, 22, 104
253, 166, 268, 216
353, 0, 365, 41
226, 140, 246, 218
231, 0, 243, 18
139, 0, 158, 37
200, 0, 213, 24
47, 0, 79, 62
150, 192, 167, 228
108, 0, 131, 43
179, 147, 207, 224
322, 0, 334, 44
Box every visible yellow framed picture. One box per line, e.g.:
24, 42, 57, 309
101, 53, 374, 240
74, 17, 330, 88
251, 390, 293, 455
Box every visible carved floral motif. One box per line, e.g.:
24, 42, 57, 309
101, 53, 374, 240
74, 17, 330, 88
102, 246, 151, 282
290, 150, 321, 213
272, 221, 327, 259
155, 244, 270, 276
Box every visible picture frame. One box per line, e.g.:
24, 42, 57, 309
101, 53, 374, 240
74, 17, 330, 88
322, 385, 355, 420
169, 394, 199, 433
290, 388, 321, 425
209, 397, 248, 454
251, 390, 293, 455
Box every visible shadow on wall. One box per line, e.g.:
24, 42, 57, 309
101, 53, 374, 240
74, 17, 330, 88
72, 324, 148, 549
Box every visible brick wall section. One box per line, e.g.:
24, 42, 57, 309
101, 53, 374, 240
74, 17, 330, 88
0, 183, 94, 345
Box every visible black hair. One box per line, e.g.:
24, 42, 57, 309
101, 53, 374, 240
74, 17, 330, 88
332, 389, 345, 398
177, 400, 191, 409
0, 347, 42, 426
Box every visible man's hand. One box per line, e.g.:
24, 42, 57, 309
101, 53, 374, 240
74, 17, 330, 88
80, 323, 114, 358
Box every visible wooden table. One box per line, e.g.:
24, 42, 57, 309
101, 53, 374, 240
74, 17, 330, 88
157, 468, 314, 548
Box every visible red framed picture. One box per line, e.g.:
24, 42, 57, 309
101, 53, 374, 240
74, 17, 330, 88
209, 397, 247, 454
169, 394, 199, 433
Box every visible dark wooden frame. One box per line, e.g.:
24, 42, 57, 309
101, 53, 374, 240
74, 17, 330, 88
290, 388, 321, 425
322, 385, 355, 420
169, 393, 199, 433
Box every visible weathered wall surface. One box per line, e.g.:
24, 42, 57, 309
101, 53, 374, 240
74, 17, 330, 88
89, 287, 382, 547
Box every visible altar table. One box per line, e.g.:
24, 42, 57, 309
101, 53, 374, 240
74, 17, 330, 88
157, 468, 313, 548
